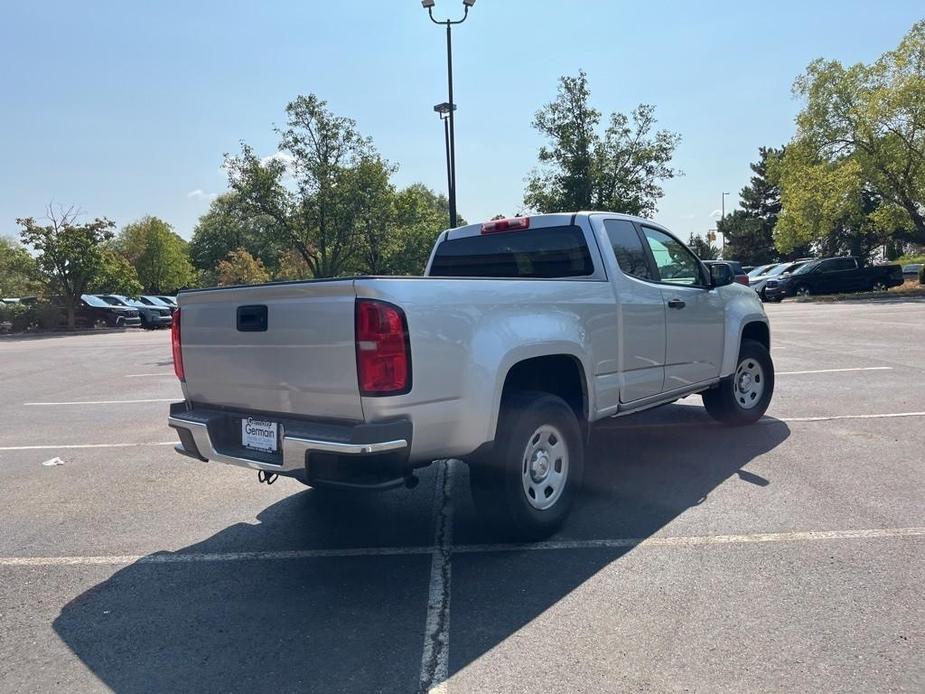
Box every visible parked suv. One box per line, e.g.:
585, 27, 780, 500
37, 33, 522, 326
75, 295, 142, 327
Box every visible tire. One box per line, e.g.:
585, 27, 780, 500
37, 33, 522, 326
871, 280, 887, 292
702, 339, 774, 426
794, 284, 811, 298
468, 391, 583, 540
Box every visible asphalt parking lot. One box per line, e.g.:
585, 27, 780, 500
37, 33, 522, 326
1, 298, 923, 693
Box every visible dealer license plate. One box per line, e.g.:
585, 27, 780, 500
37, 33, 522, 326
242, 417, 278, 453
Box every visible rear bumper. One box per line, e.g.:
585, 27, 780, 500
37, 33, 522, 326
167, 402, 412, 487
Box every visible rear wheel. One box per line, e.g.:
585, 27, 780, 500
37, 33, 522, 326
469, 391, 583, 540
794, 285, 811, 298
871, 280, 888, 292
702, 339, 774, 426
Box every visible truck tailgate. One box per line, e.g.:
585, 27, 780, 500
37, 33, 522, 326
178, 280, 363, 421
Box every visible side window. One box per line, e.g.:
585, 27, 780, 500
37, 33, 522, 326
820, 259, 849, 272
641, 227, 704, 286
604, 219, 652, 280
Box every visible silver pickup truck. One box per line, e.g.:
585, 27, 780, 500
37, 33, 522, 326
168, 212, 773, 537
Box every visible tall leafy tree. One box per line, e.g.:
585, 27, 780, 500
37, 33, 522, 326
718, 147, 790, 264
87, 249, 144, 295
225, 94, 380, 277
17, 206, 115, 328
0, 236, 42, 297
116, 216, 195, 293
777, 21, 925, 248
524, 70, 681, 216
189, 193, 283, 274
216, 249, 271, 286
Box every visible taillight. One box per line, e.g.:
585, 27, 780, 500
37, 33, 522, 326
171, 307, 184, 382
481, 217, 530, 234
355, 299, 411, 396
735, 275, 749, 286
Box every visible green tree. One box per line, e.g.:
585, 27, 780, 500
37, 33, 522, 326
87, 249, 144, 295
687, 233, 720, 260
524, 70, 681, 216
116, 216, 195, 293
226, 94, 382, 277
0, 236, 42, 297
778, 21, 925, 248
386, 184, 460, 275
216, 249, 271, 286
718, 147, 788, 264
17, 206, 116, 328
189, 193, 283, 274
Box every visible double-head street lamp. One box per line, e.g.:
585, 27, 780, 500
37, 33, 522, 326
422, 0, 476, 228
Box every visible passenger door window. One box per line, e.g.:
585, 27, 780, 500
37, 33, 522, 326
604, 219, 652, 280
641, 227, 704, 286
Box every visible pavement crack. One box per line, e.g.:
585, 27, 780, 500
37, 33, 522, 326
418, 460, 454, 694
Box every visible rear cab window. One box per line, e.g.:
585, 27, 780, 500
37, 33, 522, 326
604, 219, 652, 280
429, 225, 594, 278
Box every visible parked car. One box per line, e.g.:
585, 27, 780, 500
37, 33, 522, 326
901, 263, 923, 280
749, 260, 811, 301
704, 260, 748, 285
136, 295, 175, 310
75, 295, 143, 328
772, 257, 904, 298
168, 212, 774, 538
97, 294, 173, 329
155, 295, 178, 309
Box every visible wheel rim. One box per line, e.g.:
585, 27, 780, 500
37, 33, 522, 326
734, 358, 766, 410
521, 424, 569, 511
873, 281, 886, 292
796, 286, 810, 297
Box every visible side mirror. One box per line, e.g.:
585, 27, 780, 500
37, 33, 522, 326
709, 262, 735, 288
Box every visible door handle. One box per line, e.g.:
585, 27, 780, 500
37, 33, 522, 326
667, 298, 686, 309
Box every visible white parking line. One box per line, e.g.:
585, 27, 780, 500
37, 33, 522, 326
419, 461, 454, 694
125, 373, 173, 378
1, 527, 921, 567
24, 398, 176, 406
776, 367, 893, 376
781, 412, 925, 422
0, 442, 175, 451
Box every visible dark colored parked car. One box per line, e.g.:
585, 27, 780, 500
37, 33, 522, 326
97, 294, 172, 329
770, 257, 904, 298
73, 295, 142, 327
704, 260, 749, 286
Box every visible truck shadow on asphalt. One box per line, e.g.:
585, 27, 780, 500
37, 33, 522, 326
53, 405, 789, 693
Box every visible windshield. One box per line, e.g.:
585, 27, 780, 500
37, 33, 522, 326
140, 296, 168, 306
748, 264, 777, 278
80, 294, 112, 307
792, 261, 820, 275
767, 263, 801, 277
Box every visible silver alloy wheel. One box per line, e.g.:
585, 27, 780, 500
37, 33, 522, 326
521, 424, 569, 511
873, 281, 887, 292
795, 286, 811, 297
734, 358, 765, 410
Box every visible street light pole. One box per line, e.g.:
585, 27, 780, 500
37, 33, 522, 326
424, 0, 475, 228
434, 103, 456, 218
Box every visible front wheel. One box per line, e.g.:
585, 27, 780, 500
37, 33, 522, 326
702, 339, 774, 426
794, 285, 811, 298
469, 391, 584, 540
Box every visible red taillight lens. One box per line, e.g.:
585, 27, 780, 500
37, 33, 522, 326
355, 299, 411, 396
735, 275, 749, 286
171, 307, 185, 382
481, 217, 530, 234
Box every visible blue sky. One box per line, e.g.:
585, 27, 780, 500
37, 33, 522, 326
1, 1, 921, 242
